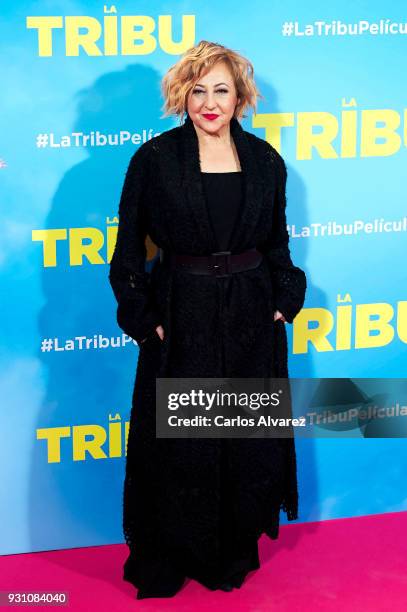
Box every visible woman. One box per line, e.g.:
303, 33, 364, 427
109, 40, 306, 599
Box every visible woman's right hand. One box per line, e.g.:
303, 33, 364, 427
140, 324, 165, 344
155, 325, 165, 340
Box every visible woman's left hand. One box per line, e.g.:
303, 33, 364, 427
274, 310, 287, 323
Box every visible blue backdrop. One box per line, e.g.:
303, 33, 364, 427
1, 1, 406, 554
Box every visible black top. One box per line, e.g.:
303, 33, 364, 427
201, 171, 244, 251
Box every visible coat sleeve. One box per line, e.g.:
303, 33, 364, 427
259, 145, 307, 324
108, 143, 161, 344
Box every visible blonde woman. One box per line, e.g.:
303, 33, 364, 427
109, 40, 306, 599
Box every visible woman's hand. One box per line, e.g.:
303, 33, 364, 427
155, 324, 165, 340
273, 310, 287, 323
140, 324, 165, 344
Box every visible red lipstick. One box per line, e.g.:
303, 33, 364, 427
202, 114, 219, 120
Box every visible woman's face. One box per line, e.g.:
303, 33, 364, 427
186, 61, 240, 134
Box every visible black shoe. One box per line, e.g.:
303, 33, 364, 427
228, 571, 247, 589
218, 581, 234, 592
136, 577, 185, 599
135, 569, 186, 599
136, 588, 180, 599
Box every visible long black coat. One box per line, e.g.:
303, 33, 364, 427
109, 114, 307, 590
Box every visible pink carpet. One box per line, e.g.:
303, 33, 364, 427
2, 511, 406, 611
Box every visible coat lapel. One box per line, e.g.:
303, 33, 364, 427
180, 114, 265, 254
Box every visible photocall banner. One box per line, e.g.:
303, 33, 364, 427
1, 1, 406, 554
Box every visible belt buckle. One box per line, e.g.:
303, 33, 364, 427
210, 251, 231, 277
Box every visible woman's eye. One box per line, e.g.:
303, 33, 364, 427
192, 89, 229, 94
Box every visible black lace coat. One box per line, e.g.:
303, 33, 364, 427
109, 114, 307, 590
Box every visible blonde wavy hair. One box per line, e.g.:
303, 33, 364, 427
161, 40, 263, 124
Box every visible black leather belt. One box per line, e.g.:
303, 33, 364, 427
161, 247, 263, 277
